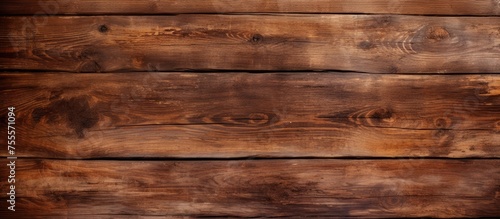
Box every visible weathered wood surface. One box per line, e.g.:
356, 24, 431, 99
1, 0, 500, 15
1, 73, 498, 158
1, 2, 499, 218
1, 15, 499, 73
0, 159, 498, 218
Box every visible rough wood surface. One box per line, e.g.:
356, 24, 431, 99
0, 159, 498, 218
1, 2, 499, 218
1, 15, 499, 73
1, 0, 499, 15
1, 73, 498, 158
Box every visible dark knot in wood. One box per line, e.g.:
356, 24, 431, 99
99, 25, 109, 33
251, 34, 263, 44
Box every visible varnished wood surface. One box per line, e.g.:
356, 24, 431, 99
1, 73, 498, 158
1, 1, 499, 218
0, 159, 498, 218
1, 0, 500, 15
1, 15, 500, 73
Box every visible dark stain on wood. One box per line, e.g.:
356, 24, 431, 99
358, 40, 376, 50
370, 107, 394, 121
32, 96, 99, 138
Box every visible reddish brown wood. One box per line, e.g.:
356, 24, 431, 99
0, 73, 498, 159
0, 0, 499, 15
1, 15, 499, 73
0, 2, 499, 218
0, 159, 498, 218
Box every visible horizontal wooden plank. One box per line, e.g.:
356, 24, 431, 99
1, 15, 499, 73
0, 73, 498, 158
0, 159, 498, 217
0, 0, 499, 15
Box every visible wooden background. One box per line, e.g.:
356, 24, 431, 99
0, 0, 499, 218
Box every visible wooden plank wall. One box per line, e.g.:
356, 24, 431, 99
0, 0, 499, 218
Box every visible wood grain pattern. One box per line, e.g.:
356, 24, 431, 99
0, 159, 498, 218
1, 73, 498, 158
1, 2, 499, 218
1, 0, 499, 15
1, 15, 499, 73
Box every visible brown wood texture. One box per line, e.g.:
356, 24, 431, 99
0, 159, 498, 218
1, 1, 499, 218
1, 15, 499, 73
1, 73, 498, 159
1, 0, 500, 15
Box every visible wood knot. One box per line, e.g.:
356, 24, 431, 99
377, 188, 405, 210
78, 60, 101, 73
358, 41, 376, 50
207, 112, 277, 127
370, 108, 394, 122
372, 108, 393, 120
247, 113, 270, 125
98, 25, 108, 33
434, 117, 452, 129
250, 34, 263, 44
427, 26, 450, 41
366, 108, 395, 126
